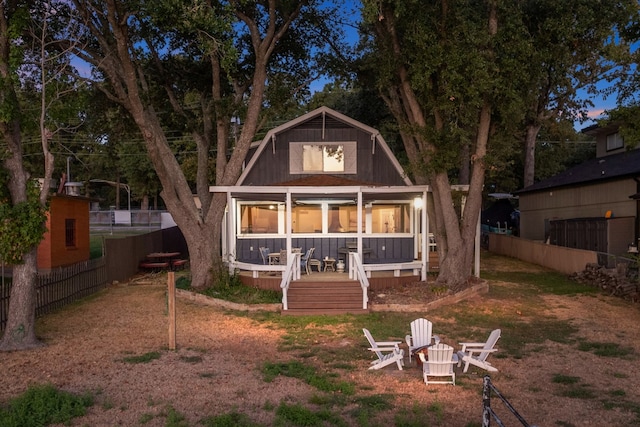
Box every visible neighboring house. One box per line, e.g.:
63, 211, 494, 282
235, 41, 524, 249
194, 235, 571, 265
516, 123, 640, 255
37, 193, 91, 270
210, 107, 476, 290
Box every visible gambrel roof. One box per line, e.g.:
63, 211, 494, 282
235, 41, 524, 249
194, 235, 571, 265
236, 106, 412, 187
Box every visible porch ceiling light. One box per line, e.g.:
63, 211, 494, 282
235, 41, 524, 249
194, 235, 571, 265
414, 197, 423, 209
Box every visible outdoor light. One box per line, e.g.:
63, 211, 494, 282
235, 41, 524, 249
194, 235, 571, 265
414, 197, 423, 209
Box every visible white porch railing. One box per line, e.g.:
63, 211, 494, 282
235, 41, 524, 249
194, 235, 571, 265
280, 253, 301, 310
348, 252, 370, 309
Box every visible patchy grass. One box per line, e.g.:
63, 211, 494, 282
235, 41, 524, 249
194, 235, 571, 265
0, 384, 93, 427
577, 341, 635, 358
261, 360, 355, 395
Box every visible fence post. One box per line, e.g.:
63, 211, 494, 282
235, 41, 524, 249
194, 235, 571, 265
168, 272, 176, 350
482, 375, 491, 427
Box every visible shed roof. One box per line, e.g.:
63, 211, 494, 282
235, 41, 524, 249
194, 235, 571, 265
516, 147, 640, 195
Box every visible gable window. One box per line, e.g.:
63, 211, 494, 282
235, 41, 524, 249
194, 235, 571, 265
65, 219, 76, 247
303, 144, 344, 172
290, 141, 357, 174
606, 132, 623, 151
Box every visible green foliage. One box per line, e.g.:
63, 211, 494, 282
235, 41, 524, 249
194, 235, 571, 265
0, 179, 48, 264
0, 384, 93, 427
200, 269, 280, 304
201, 411, 261, 427
274, 402, 346, 427
175, 275, 191, 290
162, 405, 189, 427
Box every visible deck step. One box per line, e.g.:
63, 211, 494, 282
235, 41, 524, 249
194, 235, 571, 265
284, 280, 368, 315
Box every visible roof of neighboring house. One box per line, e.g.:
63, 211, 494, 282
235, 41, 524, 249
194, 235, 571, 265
516, 147, 640, 195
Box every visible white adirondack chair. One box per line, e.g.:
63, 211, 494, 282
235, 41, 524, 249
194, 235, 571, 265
362, 328, 405, 370
405, 318, 440, 363
457, 329, 501, 373
418, 343, 457, 385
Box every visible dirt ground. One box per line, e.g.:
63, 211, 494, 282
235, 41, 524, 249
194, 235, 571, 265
2, 257, 640, 426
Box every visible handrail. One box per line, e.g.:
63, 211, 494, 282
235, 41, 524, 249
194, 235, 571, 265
482, 375, 532, 427
280, 253, 301, 310
348, 252, 370, 309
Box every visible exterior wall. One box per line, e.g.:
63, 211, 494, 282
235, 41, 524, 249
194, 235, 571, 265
519, 178, 637, 241
38, 196, 91, 269
241, 116, 406, 186
595, 130, 626, 158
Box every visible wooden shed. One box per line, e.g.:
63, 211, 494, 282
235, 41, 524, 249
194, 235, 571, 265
37, 194, 91, 269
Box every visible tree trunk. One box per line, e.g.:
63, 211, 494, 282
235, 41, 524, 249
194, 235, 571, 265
0, 250, 42, 351
523, 123, 541, 188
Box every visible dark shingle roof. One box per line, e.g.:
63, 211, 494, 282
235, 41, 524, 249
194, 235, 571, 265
516, 148, 640, 194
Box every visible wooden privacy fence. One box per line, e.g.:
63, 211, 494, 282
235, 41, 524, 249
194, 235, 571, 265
482, 375, 534, 427
0, 258, 107, 332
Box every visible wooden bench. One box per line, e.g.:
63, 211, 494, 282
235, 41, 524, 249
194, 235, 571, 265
362, 261, 423, 277
139, 262, 170, 271
171, 259, 189, 270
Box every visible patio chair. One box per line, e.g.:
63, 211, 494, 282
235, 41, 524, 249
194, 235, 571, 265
418, 343, 457, 385
457, 329, 501, 373
300, 247, 315, 274
405, 318, 440, 363
259, 247, 270, 265
362, 328, 404, 370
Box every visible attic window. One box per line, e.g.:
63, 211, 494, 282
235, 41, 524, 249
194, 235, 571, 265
606, 132, 623, 151
290, 141, 356, 174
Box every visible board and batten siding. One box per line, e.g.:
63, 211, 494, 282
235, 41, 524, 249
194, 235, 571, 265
241, 117, 406, 186
519, 178, 637, 241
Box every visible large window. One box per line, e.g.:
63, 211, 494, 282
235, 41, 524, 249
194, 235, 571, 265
606, 132, 623, 151
292, 205, 323, 233
237, 200, 412, 236
239, 204, 280, 234
371, 204, 410, 233
328, 204, 360, 232
290, 141, 357, 174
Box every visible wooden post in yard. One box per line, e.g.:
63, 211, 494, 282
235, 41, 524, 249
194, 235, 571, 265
168, 272, 176, 350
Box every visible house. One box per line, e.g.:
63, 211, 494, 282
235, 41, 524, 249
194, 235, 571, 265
210, 107, 477, 312
516, 123, 640, 255
37, 193, 92, 269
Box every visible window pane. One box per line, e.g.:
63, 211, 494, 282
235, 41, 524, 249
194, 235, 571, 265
240, 204, 279, 233
303, 145, 323, 171
292, 205, 322, 233
371, 204, 410, 233
324, 146, 344, 172
328, 204, 359, 232
302, 144, 345, 172
606, 132, 623, 151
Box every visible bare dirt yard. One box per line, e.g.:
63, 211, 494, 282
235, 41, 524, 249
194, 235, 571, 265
2, 255, 640, 426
